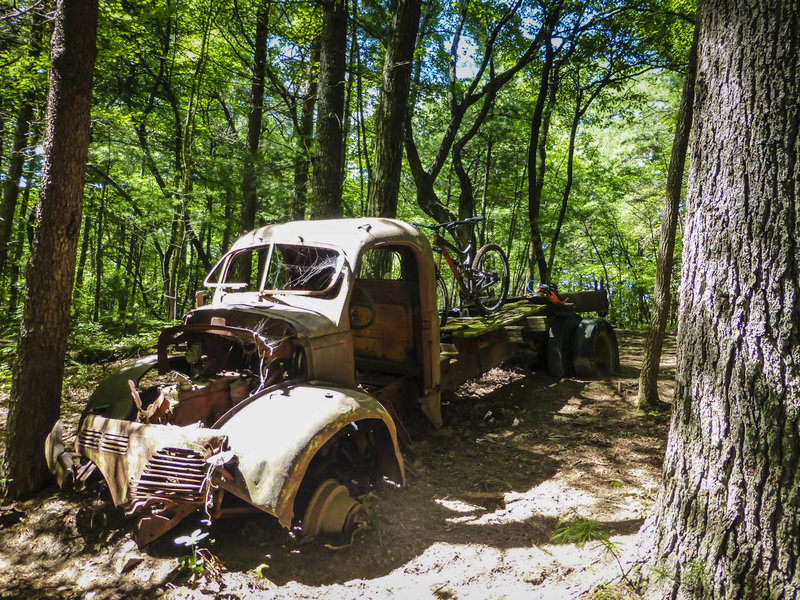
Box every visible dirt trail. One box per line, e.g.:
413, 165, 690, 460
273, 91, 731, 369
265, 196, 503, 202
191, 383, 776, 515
0, 331, 675, 600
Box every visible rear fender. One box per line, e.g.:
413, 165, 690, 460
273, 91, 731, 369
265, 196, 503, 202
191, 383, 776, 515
216, 383, 404, 527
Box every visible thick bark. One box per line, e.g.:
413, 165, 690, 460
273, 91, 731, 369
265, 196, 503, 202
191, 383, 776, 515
636, 24, 699, 410
1, 0, 98, 498
366, 0, 421, 218
240, 2, 268, 235
636, 1, 800, 598
310, 0, 347, 220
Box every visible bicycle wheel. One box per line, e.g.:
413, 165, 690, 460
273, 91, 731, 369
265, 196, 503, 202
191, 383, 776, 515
472, 243, 510, 314
436, 272, 449, 327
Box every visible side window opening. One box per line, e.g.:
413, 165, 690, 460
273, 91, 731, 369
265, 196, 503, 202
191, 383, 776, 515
356, 248, 405, 281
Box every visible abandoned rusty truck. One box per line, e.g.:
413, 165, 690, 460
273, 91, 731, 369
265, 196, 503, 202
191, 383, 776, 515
45, 218, 618, 546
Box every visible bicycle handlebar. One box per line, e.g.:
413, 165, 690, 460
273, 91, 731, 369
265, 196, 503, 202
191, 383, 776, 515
411, 216, 484, 232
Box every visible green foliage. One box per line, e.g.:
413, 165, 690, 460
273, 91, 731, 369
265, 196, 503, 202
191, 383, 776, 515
551, 512, 610, 547
68, 319, 167, 361
0, 342, 15, 389
0, 0, 693, 332
175, 529, 211, 577
251, 563, 271, 579
551, 510, 634, 589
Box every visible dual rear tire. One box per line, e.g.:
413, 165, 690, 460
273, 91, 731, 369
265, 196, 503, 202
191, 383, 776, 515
546, 317, 619, 379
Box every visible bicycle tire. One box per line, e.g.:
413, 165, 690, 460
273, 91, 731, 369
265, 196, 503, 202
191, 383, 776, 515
436, 272, 449, 327
471, 243, 510, 314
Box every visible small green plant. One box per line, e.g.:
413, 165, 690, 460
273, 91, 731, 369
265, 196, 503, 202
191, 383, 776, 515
174, 529, 210, 577
551, 511, 609, 546
251, 563, 271, 579
551, 510, 633, 589
685, 560, 707, 594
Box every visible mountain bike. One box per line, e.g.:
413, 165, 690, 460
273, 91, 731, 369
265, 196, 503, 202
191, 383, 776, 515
413, 216, 510, 326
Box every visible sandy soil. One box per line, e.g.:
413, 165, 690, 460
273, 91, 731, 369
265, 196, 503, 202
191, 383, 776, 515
0, 330, 675, 600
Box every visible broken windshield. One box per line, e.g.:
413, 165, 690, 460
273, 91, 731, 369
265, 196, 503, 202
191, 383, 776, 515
205, 244, 344, 296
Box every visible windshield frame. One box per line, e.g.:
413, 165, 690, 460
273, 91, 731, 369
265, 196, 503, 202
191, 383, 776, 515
203, 242, 346, 297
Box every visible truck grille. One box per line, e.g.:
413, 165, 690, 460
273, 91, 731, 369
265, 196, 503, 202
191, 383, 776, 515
130, 447, 209, 504
78, 429, 129, 455
78, 428, 102, 450
100, 432, 129, 454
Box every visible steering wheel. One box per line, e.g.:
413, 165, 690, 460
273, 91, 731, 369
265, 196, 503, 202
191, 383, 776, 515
349, 283, 375, 330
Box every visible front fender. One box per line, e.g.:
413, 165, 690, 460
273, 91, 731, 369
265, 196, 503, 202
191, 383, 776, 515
217, 383, 404, 527
82, 355, 160, 420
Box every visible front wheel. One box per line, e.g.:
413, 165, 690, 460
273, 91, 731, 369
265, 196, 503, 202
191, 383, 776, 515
471, 243, 509, 314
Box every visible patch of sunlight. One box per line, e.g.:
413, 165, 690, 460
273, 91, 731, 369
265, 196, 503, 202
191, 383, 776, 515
435, 497, 483, 514
445, 480, 601, 527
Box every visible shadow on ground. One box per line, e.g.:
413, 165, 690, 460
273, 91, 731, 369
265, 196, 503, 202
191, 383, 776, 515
0, 331, 674, 598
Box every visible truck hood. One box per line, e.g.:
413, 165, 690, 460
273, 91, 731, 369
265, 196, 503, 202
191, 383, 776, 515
187, 302, 340, 338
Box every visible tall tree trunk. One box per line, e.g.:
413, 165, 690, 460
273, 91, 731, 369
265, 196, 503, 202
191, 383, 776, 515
92, 184, 105, 322
478, 135, 492, 246
354, 29, 370, 212
366, 0, 421, 218
546, 84, 580, 276
310, 0, 347, 220
7, 172, 33, 318
452, 83, 496, 230
292, 38, 319, 221
72, 212, 91, 306
1, 0, 98, 498
0, 7, 46, 283
635, 2, 800, 598
0, 101, 35, 284
526, 41, 557, 283
636, 23, 699, 410
240, 2, 268, 235
119, 225, 136, 318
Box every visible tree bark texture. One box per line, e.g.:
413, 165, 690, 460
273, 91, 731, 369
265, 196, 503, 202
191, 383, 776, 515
2, 0, 98, 498
240, 3, 268, 236
366, 0, 421, 218
637, 1, 800, 598
636, 23, 699, 410
310, 0, 347, 220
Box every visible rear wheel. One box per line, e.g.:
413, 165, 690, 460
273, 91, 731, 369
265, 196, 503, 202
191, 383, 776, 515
572, 318, 620, 378
472, 244, 510, 314
546, 315, 580, 378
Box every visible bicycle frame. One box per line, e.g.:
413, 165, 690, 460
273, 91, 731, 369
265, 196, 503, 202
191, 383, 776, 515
431, 229, 475, 298
413, 216, 508, 321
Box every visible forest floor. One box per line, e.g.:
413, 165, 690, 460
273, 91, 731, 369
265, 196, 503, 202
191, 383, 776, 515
0, 330, 676, 600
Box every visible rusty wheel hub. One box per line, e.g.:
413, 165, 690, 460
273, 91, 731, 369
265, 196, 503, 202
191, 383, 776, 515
303, 478, 362, 537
